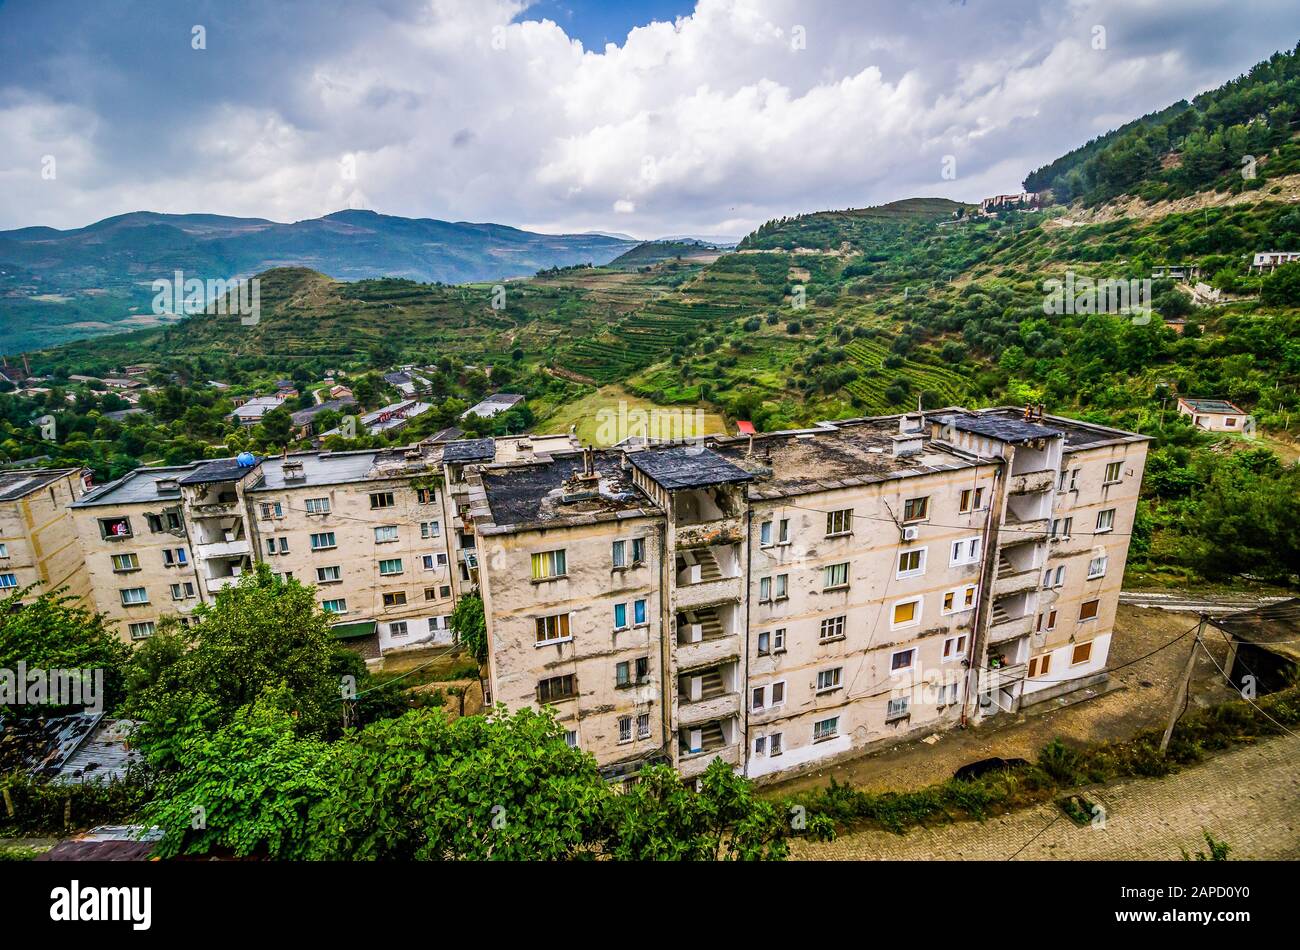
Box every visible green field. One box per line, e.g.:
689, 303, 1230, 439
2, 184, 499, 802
536, 384, 729, 446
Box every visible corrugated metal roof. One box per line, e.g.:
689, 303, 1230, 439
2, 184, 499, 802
628, 446, 754, 490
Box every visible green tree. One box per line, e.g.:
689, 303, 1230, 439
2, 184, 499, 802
450, 589, 488, 664
121, 564, 347, 769
604, 758, 832, 860
1260, 264, 1300, 306
305, 707, 608, 860
0, 586, 129, 716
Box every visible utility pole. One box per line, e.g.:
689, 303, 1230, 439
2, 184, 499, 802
1161, 615, 1206, 754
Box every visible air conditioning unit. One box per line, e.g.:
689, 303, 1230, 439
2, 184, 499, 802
901, 526, 919, 542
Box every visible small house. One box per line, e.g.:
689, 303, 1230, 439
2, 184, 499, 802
1176, 397, 1248, 432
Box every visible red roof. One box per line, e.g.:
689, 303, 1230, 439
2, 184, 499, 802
736, 421, 756, 435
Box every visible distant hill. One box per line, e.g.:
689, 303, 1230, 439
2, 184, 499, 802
738, 197, 972, 251
0, 209, 637, 354
1024, 41, 1300, 204
608, 241, 722, 269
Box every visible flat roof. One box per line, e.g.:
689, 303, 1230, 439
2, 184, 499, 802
938, 412, 1060, 443
1180, 397, 1244, 414
253, 452, 379, 491
179, 458, 259, 485
712, 418, 978, 497
0, 468, 76, 502
443, 438, 496, 463
481, 451, 656, 529
628, 446, 754, 490
73, 464, 202, 508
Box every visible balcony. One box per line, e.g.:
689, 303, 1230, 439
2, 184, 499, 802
194, 538, 251, 560
678, 691, 741, 727
190, 500, 239, 517
678, 718, 741, 778
993, 567, 1038, 598
676, 634, 741, 671
988, 612, 1034, 643
675, 516, 743, 551
205, 575, 240, 594
999, 516, 1048, 545
1008, 470, 1055, 495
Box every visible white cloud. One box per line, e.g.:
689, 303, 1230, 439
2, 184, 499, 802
0, 0, 1297, 238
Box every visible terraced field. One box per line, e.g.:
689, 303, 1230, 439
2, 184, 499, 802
842, 337, 969, 412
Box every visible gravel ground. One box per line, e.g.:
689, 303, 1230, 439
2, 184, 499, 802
765, 605, 1238, 796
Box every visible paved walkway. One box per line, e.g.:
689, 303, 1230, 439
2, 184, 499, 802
794, 733, 1300, 860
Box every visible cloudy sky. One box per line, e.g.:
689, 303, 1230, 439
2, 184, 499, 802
2, 0, 1298, 238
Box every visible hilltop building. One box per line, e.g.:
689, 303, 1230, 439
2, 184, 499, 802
0, 468, 92, 605
1176, 397, 1248, 432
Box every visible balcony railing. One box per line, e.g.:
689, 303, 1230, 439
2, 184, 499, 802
675, 517, 743, 550
1008, 470, 1055, 494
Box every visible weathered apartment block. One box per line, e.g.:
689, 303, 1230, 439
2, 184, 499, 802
468, 407, 1148, 781
69, 434, 580, 653
59, 405, 1145, 784
0, 468, 92, 605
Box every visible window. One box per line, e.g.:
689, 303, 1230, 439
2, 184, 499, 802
170, 582, 196, 600
634, 599, 647, 625
902, 496, 929, 522
759, 576, 771, 601
260, 502, 283, 519
826, 508, 853, 536
937, 680, 960, 706
128, 621, 155, 641
618, 716, 632, 743
535, 613, 571, 644
635, 656, 649, 683
637, 713, 651, 739
1028, 653, 1052, 678
959, 487, 985, 513
322, 598, 347, 613
98, 517, 132, 539
813, 717, 839, 742
316, 566, 341, 583
823, 562, 849, 589
1079, 600, 1099, 622
531, 549, 567, 580
369, 491, 395, 509
819, 615, 846, 642
416, 487, 437, 504
420, 521, 441, 539
440, 585, 451, 598
891, 598, 921, 628
564, 730, 578, 748
1104, 461, 1123, 484
1057, 467, 1079, 492
1051, 517, 1073, 539
305, 497, 331, 515
111, 553, 139, 572
778, 518, 790, 543
1071, 642, 1093, 665
1044, 565, 1066, 588
886, 697, 910, 721
310, 532, 336, 550
891, 649, 915, 672
616, 662, 631, 687
421, 555, 435, 570
374, 525, 399, 543
614, 602, 628, 630
1095, 508, 1116, 533
752, 686, 766, 711
759, 627, 787, 655
775, 574, 788, 599
950, 536, 982, 566
816, 667, 842, 693
162, 547, 188, 566
611, 540, 626, 568
943, 635, 967, 660
0, 543, 7, 557
379, 558, 403, 576
0, 573, 17, 590
382, 591, 407, 607
631, 537, 645, 564
769, 733, 783, 756
1036, 609, 1058, 632
390, 621, 409, 637
538, 674, 576, 703
896, 548, 926, 578
942, 585, 976, 614
771, 681, 785, 705
760, 521, 772, 546
754, 735, 766, 756
1087, 554, 1108, 579
120, 587, 148, 605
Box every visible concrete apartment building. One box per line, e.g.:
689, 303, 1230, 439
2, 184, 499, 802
0, 468, 92, 605
69, 433, 581, 652
59, 405, 1145, 783
468, 407, 1148, 782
